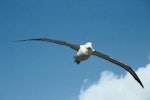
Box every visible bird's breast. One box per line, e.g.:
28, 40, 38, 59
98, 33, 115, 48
75, 47, 92, 61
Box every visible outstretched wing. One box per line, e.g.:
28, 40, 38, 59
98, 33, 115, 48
16, 38, 80, 51
92, 50, 144, 88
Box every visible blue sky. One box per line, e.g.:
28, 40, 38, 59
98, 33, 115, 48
0, 0, 150, 100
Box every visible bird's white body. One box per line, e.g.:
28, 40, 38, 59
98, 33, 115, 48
74, 42, 94, 63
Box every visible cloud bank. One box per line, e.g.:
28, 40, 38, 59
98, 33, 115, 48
78, 63, 150, 100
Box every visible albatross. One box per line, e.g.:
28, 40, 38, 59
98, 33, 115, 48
16, 37, 144, 88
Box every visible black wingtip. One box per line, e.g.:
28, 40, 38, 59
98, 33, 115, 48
13, 38, 36, 42
142, 85, 144, 88
138, 80, 144, 88
128, 67, 144, 88
13, 40, 28, 42
15, 38, 47, 42
13, 38, 41, 42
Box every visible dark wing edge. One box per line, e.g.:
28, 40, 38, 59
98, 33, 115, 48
15, 38, 80, 51
92, 50, 144, 88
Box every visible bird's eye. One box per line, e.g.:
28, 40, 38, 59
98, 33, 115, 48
87, 47, 92, 50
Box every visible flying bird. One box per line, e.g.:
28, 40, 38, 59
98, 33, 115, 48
16, 38, 144, 88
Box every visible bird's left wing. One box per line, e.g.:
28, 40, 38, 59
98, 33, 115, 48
92, 50, 144, 88
16, 38, 80, 51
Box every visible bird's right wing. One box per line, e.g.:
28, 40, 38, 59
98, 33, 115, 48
16, 38, 80, 51
92, 50, 144, 88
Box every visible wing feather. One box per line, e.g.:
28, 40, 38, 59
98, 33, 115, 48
16, 38, 80, 51
92, 50, 144, 88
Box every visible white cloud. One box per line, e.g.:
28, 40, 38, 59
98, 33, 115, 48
78, 63, 150, 100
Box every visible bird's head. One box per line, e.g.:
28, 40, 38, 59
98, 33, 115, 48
85, 42, 94, 51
